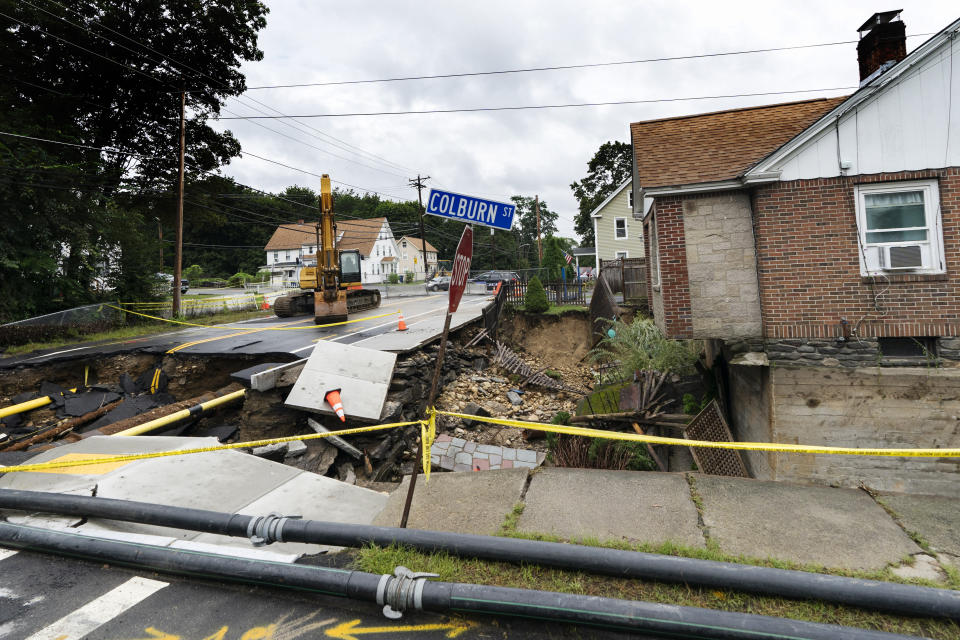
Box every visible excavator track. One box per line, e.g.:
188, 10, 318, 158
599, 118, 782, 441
346, 288, 382, 313
272, 293, 312, 318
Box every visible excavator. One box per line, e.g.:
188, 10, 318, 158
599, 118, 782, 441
272, 174, 381, 324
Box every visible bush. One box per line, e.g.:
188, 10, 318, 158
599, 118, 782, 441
404, 271, 415, 283
388, 273, 400, 284
226, 271, 255, 287
183, 264, 204, 282
524, 276, 549, 313
591, 316, 700, 377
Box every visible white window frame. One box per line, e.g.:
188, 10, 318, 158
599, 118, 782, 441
649, 212, 661, 290
628, 191, 634, 209
614, 217, 628, 240
855, 180, 944, 276
615, 250, 628, 259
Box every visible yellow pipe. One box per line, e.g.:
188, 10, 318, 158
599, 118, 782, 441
113, 389, 246, 437
0, 388, 78, 419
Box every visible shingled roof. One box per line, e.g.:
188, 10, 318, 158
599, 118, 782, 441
630, 97, 847, 190
399, 236, 438, 254
264, 217, 388, 257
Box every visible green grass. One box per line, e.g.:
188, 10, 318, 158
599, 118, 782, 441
523, 304, 588, 316
349, 499, 960, 638
3, 308, 273, 355
351, 543, 959, 638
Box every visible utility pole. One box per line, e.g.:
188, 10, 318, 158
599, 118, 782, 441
535, 195, 542, 265
409, 175, 431, 279
173, 90, 186, 317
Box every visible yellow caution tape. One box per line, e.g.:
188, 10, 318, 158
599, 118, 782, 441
435, 410, 960, 458
106, 304, 399, 331
0, 420, 424, 474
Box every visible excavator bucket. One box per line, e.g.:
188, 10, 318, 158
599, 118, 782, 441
314, 292, 348, 325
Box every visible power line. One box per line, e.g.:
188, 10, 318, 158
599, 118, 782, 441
242, 34, 933, 90
30, 0, 418, 176
239, 151, 407, 200
215, 87, 856, 119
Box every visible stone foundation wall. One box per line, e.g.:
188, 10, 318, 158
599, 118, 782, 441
725, 336, 960, 368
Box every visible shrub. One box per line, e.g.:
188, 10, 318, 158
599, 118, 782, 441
591, 316, 700, 377
183, 264, 204, 282
388, 273, 401, 284
524, 276, 549, 313
227, 272, 254, 287
404, 271, 415, 283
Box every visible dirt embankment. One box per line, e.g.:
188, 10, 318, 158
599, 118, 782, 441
499, 309, 592, 369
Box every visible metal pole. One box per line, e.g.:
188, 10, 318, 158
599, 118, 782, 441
399, 310, 452, 528
173, 90, 186, 317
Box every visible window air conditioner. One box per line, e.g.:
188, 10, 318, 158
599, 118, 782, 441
877, 245, 924, 270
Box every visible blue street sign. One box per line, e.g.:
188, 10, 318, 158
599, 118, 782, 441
424, 189, 516, 231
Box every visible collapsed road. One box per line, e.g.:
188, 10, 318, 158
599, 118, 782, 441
0, 293, 490, 369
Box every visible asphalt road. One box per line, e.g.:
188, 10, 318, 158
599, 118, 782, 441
0, 547, 635, 640
0, 294, 490, 369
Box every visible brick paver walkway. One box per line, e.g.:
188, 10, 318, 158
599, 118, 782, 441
431, 433, 546, 472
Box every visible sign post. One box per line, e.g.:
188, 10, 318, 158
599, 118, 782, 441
400, 225, 473, 528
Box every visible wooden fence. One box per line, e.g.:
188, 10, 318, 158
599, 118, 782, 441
599, 257, 647, 304
505, 280, 587, 306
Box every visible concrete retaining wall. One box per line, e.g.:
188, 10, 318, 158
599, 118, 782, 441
728, 364, 960, 496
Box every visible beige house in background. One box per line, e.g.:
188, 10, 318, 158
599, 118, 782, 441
395, 236, 439, 279
591, 179, 645, 270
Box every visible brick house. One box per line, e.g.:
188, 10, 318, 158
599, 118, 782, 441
635, 11, 960, 495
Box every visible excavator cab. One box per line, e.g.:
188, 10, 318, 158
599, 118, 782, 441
339, 249, 362, 285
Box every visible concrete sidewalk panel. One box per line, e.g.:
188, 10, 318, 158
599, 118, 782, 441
517, 469, 705, 548
695, 475, 921, 570
357, 304, 485, 353
284, 340, 396, 421
373, 468, 528, 535
877, 494, 960, 557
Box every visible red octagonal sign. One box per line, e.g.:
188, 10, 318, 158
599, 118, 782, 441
448, 225, 473, 313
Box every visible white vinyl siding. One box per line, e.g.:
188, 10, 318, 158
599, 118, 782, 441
594, 182, 643, 263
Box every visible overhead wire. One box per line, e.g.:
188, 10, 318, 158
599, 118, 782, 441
215, 87, 857, 119
242, 34, 935, 90
31, 0, 419, 177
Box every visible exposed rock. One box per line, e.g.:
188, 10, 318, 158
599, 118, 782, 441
506, 391, 523, 406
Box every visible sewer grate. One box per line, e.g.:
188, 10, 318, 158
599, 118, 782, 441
684, 400, 749, 477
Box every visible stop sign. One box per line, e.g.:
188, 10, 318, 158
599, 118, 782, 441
447, 225, 473, 313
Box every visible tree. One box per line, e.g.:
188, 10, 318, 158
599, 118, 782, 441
541, 236, 575, 282
510, 195, 558, 266
524, 276, 549, 313
570, 141, 633, 246
0, 1, 268, 320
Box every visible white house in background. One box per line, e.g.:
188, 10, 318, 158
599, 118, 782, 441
590, 178, 646, 270
394, 236, 439, 279
263, 217, 400, 285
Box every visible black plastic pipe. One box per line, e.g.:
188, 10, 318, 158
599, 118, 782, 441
1, 489, 957, 621
0, 522, 921, 640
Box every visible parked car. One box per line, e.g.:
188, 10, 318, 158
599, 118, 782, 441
155, 273, 189, 295
426, 275, 450, 291
469, 270, 520, 291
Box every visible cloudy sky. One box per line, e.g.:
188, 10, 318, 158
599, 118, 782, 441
210, 1, 959, 241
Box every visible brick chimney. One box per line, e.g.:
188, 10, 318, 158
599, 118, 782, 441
857, 10, 907, 83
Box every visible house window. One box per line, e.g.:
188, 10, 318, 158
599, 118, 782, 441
649, 213, 660, 288
615, 217, 627, 239
403, 252, 408, 260
856, 180, 943, 275
628, 191, 634, 209
273, 251, 278, 262
285, 251, 291, 262
402, 241, 407, 248
615, 251, 628, 259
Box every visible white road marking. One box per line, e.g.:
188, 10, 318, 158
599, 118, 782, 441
24, 576, 168, 640
0, 548, 17, 561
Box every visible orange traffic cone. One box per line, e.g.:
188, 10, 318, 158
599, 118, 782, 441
397, 312, 408, 331
325, 388, 345, 422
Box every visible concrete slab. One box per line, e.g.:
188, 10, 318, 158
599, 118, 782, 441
695, 475, 921, 570
284, 340, 396, 421
373, 469, 528, 535
189, 472, 389, 554
517, 469, 705, 548
877, 493, 960, 557
356, 304, 485, 353
0, 436, 388, 559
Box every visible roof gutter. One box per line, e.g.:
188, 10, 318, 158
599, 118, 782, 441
640, 172, 781, 202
